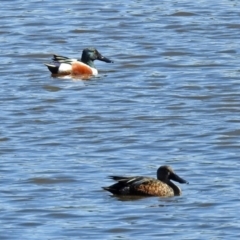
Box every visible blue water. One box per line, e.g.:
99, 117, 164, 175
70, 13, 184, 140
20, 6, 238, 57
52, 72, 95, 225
1, 0, 240, 239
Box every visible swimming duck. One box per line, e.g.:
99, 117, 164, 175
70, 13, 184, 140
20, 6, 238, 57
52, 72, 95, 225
103, 165, 188, 197
44, 47, 113, 76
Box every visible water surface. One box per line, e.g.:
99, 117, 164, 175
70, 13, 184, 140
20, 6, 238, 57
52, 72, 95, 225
1, 0, 240, 239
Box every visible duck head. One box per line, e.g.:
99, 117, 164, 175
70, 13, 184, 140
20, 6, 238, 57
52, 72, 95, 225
81, 48, 113, 64
157, 165, 188, 184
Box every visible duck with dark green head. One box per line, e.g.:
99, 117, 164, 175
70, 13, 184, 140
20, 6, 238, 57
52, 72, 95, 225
45, 47, 113, 76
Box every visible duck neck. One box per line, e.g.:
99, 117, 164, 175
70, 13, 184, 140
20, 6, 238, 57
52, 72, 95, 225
168, 181, 181, 196
81, 56, 95, 68
86, 60, 95, 68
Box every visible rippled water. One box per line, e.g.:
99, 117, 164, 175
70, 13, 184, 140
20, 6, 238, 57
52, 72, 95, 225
1, 0, 240, 239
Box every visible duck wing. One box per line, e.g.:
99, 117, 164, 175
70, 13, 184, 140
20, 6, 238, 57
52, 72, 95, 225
52, 55, 79, 64
109, 176, 152, 185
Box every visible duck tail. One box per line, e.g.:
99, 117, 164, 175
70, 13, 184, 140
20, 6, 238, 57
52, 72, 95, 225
102, 186, 122, 195
44, 63, 59, 74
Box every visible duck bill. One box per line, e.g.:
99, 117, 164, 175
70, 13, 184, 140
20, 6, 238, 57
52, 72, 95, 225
170, 172, 188, 184
97, 54, 113, 63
